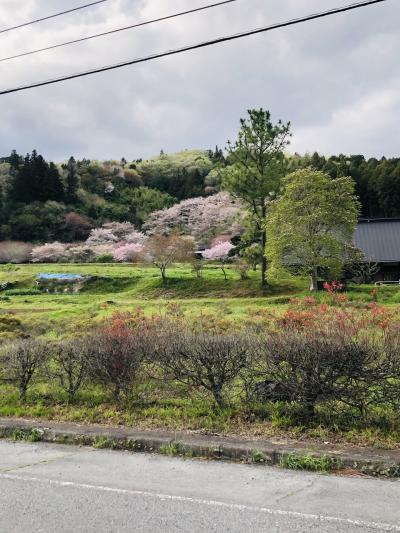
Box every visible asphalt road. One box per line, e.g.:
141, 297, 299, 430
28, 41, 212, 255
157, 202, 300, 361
0, 440, 399, 532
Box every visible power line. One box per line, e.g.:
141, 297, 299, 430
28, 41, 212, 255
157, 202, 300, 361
0, 0, 388, 96
0, 0, 238, 63
0, 1, 109, 35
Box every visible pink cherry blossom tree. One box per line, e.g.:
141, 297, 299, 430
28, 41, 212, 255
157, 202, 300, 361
113, 243, 144, 263
124, 230, 147, 245
86, 228, 119, 246
202, 241, 235, 281
102, 222, 136, 240
31, 242, 71, 263
143, 192, 244, 247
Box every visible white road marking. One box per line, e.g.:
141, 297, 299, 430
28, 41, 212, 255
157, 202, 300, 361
0, 472, 399, 531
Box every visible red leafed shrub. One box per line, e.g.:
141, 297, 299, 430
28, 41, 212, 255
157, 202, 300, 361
323, 280, 345, 293
278, 309, 320, 331
289, 296, 318, 308
332, 293, 349, 305
87, 311, 159, 400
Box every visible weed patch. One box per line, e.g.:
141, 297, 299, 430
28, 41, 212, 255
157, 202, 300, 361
9, 428, 44, 442
279, 453, 343, 473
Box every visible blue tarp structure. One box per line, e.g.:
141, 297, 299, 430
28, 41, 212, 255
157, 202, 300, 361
37, 273, 84, 281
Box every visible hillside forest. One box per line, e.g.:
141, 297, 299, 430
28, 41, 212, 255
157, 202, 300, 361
0, 147, 399, 245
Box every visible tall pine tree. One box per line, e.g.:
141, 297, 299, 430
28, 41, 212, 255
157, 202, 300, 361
64, 156, 79, 204
9, 150, 64, 203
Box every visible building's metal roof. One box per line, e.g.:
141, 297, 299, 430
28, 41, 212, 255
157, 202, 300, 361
354, 220, 400, 262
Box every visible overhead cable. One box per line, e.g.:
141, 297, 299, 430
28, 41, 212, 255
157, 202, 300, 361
0, 0, 388, 96
0, 1, 110, 34
0, 0, 237, 63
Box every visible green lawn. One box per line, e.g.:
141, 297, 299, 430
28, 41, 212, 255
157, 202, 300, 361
1, 263, 400, 337
0, 263, 306, 336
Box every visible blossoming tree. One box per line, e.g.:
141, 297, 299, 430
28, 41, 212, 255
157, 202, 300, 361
143, 192, 243, 247
113, 243, 144, 262
202, 241, 235, 281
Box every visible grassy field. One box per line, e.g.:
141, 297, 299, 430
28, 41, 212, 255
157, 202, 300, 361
1, 262, 400, 337
1, 263, 400, 449
0, 263, 306, 336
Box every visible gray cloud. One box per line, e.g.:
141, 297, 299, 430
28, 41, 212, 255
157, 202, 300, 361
0, 0, 398, 161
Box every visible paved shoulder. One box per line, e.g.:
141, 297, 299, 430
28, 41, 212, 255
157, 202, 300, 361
0, 441, 399, 532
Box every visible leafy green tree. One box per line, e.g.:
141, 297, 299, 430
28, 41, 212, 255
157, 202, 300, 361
119, 186, 175, 227
267, 169, 360, 291
222, 109, 291, 288
9, 201, 66, 242
240, 243, 263, 271
138, 149, 213, 200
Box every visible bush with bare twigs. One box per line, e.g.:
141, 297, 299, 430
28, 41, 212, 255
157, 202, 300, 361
52, 338, 91, 401
0, 338, 49, 400
252, 318, 400, 419
154, 325, 252, 408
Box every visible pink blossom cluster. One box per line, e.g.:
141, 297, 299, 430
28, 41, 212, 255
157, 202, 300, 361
31, 222, 148, 263
31, 242, 71, 263
202, 241, 235, 261
143, 192, 244, 247
113, 243, 144, 262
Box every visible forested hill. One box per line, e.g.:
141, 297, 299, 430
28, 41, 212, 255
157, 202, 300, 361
0, 149, 223, 242
0, 148, 399, 243
290, 153, 400, 219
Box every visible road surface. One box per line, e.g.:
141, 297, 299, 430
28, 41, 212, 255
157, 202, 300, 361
0, 440, 399, 532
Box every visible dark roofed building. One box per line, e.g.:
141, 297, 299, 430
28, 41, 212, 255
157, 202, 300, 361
354, 219, 400, 282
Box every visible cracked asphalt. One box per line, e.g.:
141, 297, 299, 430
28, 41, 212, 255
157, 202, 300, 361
0, 440, 399, 532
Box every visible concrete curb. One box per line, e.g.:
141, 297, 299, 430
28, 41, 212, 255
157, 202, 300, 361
0, 417, 399, 477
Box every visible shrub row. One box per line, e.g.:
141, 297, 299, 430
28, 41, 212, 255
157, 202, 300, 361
1, 315, 400, 420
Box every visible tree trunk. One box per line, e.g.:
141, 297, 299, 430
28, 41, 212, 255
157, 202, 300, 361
303, 399, 316, 420
261, 228, 267, 289
113, 383, 121, 402
212, 388, 226, 409
221, 266, 227, 281
19, 383, 27, 402
310, 267, 319, 291
261, 201, 268, 290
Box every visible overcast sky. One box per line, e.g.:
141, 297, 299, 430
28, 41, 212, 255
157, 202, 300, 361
0, 0, 398, 162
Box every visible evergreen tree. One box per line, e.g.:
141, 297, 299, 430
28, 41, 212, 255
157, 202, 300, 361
47, 162, 65, 202
9, 150, 64, 203
65, 156, 79, 204
10, 152, 34, 203
24, 150, 49, 203
222, 109, 291, 289
8, 149, 22, 172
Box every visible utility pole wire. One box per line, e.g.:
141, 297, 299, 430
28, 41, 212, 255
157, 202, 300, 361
0, 1, 109, 34
0, 0, 388, 96
0, 0, 237, 63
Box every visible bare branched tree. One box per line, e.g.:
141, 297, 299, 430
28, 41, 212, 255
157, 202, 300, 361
0, 338, 49, 400
155, 325, 251, 408
52, 338, 91, 401
144, 233, 195, 281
